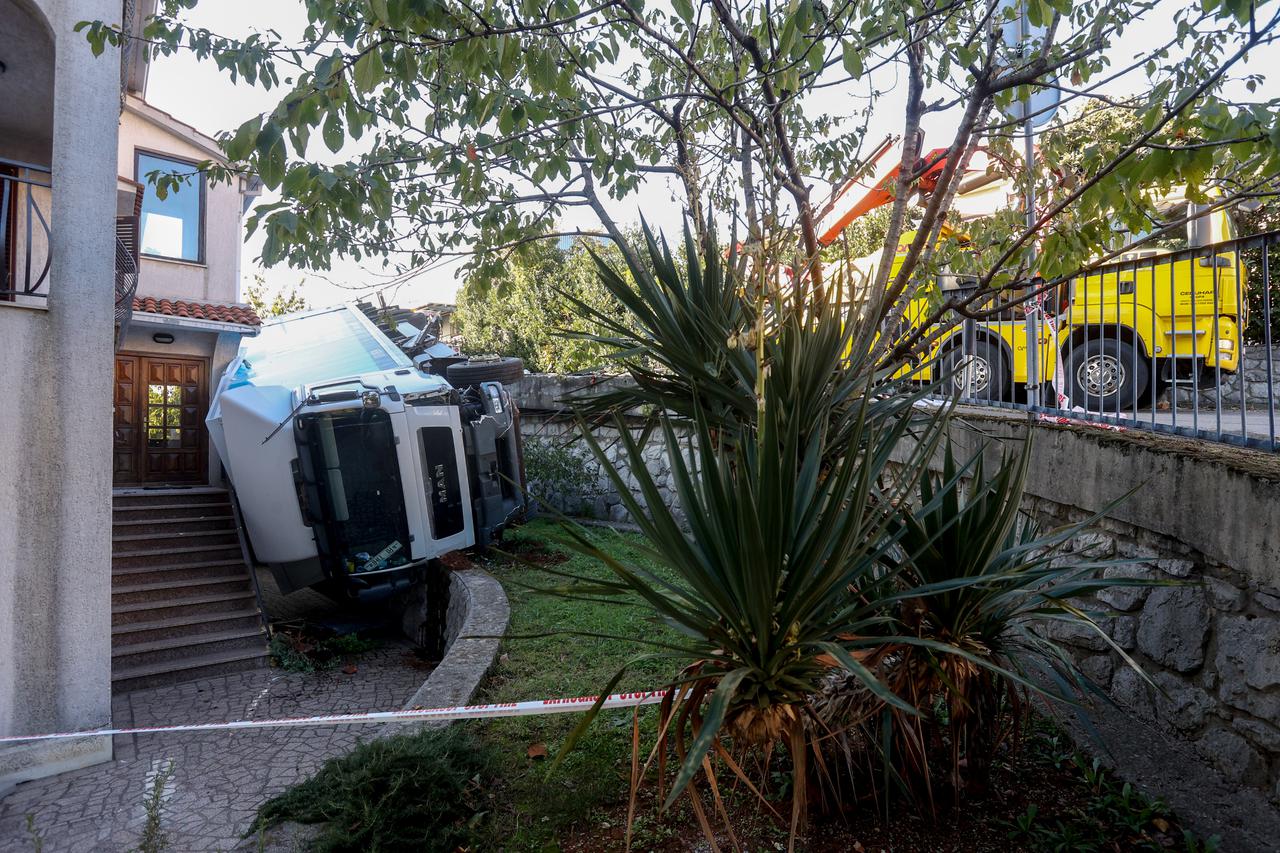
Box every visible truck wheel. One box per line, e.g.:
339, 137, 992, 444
446, 356, 525, 386
1065, 338, 1148, 412
941, 340, 1007, 401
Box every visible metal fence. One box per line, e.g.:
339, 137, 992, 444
933, 228, 1280, 451
0, 159, 52, 300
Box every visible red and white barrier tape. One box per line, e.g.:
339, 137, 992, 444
1034, 293, 1128, 433
0, 691, 667, 745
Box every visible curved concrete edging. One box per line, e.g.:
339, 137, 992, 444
390, 567, 509, 734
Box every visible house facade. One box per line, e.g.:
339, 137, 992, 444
1, 0, 260, 790
113, 93, 261, 488
0, 0, 125, 790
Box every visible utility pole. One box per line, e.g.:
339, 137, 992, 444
1020, 0, 1042, 408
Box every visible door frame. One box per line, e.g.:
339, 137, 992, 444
113, 350, 210, 486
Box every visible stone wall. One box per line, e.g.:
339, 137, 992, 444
513, 373, 687, 526
906, 415, 1280, 802
510, 374, 1280, 802
1172, 345, 1280, 409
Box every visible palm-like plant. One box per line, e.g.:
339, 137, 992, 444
542, 385, 941, 845
528, 226, 1152, 849
827, 440, 1154, 811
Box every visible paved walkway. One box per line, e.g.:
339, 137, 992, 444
0, 575, 433, 851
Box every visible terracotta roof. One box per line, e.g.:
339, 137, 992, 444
132, 296, 262, 327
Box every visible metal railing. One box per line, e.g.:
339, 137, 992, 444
0, 159, 52, 300
931, 229, 1280, 452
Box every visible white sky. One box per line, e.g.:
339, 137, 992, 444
144, 1, 1277, 309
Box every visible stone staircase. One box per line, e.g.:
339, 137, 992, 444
112, 488, 269, 693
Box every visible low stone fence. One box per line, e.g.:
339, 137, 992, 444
1172, 344, 1280, 409
509, 374, 1280, 804
393, 567, 509, 730
512, 374, 686, 526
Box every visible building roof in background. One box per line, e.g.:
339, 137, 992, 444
133, 295, 262, 327
414, 302, 457, 315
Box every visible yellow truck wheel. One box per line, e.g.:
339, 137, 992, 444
940, 340, 1008, 401
1064, 338, 1148, 412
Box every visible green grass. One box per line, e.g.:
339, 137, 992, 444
471, 519, 682, 850
252, 518, 681, 852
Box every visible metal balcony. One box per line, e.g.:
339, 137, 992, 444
0, 158, 52, 300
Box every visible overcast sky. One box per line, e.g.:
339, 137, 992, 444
144, 1, 1277, 310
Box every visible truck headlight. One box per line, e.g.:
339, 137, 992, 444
1217, 338, 1235, 351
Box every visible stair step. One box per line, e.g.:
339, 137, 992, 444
113, 502, 232, 520
113, 530, 241, 548
112, 515, 236, 533
112, 590, 261, 624
112, 544, 243, 569
113, 609, 264, 645
111, 626, 266, 661
113, 489, 230, 510
112, 559, 248, 586
112, 574, 251, 606
112, 646, 269, 693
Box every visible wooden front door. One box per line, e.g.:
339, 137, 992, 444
113, 353, 208, 485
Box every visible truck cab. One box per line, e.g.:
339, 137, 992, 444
206, 304, 524, 600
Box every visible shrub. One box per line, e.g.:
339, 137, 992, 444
521, 435, 597, 516
250, 727, 492, 853
541, 225, 1155, 849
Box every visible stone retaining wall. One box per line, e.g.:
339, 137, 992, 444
929, 416, 1280, 802
1172, 345, 1280, 409
510, 374, 1280, 803
394, 567, 509, 730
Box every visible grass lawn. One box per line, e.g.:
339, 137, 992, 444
253, 518, 1220, 853
466, 519, 684, 850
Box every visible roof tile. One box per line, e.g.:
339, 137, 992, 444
132, 295, 261, 327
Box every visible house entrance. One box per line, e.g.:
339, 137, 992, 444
113, 353, 209, 486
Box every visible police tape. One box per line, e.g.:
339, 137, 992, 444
0, 691, 668, 745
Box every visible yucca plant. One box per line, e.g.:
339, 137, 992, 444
540, 390, 941, 848
528, 226, 1154, 849
827, 439, 1156, 812
523, 226, 960, 849
561, 222, 935, 461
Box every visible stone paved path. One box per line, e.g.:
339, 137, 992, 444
0, 629, 431, 851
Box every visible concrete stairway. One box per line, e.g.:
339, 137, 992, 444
112, 488, 269, 693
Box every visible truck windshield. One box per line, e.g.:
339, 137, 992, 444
239, 307, 411, 391
297, 408, 412, 574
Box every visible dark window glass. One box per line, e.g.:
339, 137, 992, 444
138, 152, 203, 262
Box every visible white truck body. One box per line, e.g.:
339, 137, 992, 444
207, 304, 523, 599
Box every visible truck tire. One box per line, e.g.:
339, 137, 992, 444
941, 340, 1007, 401
1065, 337, 1148, 412
446, 356, 525, 386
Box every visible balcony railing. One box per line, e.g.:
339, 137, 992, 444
0, 159, 52, 300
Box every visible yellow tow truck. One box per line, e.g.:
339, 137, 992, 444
833, 192, 1246, 410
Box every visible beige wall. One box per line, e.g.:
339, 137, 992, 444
0, 0, 119, 790
117, 98, 250, 305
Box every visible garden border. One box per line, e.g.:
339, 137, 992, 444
392, 566, 510, 734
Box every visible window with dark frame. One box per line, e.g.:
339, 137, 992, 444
136, 151, 205, 263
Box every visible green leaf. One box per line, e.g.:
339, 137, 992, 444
322, 114, 345, 154
353, 47, 385, 94
842, 41, 864, 77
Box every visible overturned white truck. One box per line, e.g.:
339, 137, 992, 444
207, 303, 525, 601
